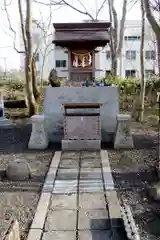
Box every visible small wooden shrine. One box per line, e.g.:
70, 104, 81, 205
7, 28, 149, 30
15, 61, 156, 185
52, 22, 110, 82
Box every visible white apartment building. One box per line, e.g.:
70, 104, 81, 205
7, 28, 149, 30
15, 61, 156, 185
19, 19, 158, 80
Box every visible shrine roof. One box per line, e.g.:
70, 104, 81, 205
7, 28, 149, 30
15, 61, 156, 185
52, 22, 110, 47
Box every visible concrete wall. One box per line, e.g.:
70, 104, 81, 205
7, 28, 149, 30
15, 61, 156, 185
43, 86, 119, 142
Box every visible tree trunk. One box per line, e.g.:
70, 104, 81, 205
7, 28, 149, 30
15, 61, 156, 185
32, 57, 40, 100
111, 52, 117, 76
157, 37, 160, 76
25, 0, 37, 116
139, 0, 145, 122
25, 56, 37, 116
143, 0, 160, 76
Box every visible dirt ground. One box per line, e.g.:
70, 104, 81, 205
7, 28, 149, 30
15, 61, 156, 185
108, 121, 160, 240
0, 125, 54, 240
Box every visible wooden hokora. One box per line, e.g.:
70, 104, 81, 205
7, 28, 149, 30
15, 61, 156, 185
52, 22, 110, 83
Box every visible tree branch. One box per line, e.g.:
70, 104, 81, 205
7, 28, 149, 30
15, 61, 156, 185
143, 0, 160, 35
96, 0, 107, 20
18, 0, 28, 53
116, 0, 127, 56
2, 0, 25, 54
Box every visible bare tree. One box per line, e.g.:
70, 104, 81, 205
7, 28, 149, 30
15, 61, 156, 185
139, 0, 146, 122
2, 0, 56, 115
108, 0, 127, 75
144, 0, 160, 76
2, 0, 38, 115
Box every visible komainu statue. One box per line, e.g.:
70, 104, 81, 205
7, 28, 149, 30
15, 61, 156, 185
48, 68, 60, 87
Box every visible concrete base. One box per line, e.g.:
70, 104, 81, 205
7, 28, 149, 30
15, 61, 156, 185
0, 117, 13, 127
62, 140, 101, 150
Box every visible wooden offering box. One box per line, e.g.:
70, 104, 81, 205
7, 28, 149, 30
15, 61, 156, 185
63, 103, 102, 140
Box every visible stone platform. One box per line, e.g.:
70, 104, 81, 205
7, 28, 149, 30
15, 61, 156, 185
43, 86, 119, 143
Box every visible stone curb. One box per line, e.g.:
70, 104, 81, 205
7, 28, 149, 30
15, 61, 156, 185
27, 151, 61, 240
101, 150, 139, 239
101, 150, 122, 227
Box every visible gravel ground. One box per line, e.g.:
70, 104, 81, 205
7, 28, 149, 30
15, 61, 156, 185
108, 121, 160, 240
0, 125, 54, 240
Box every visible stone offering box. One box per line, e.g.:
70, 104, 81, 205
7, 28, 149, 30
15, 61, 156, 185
62, 103, 102, 150
43, 86, 119, 143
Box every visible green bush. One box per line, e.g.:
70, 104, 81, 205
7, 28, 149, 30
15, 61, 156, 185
7, 80, 24, 91
100, 76, 141, 95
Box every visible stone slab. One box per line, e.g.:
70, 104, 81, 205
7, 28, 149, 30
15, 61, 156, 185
42, 151, 61, 193
53, 180, 78, 194
79, 180, 103, 193
31, 192, 51, 229
81, 151, 101, 159
78, 230, 111, 240
79, 193, 106, 209
62, 140, 101, 151
78, 209, 110, 230
59, 158, 79, 169
42, 231, 76, 240
50, 151, 61, 168
56, 168, 78, 180
80, 168, 102, 180
106, 191, 122, 228
81, 158, 101, 168
61, 151, 80, 159
43, 86, 119, 142
49, 194, 77, 210
101, 150, 110, 168
27, 229, 43, 240
45, 210, 77, 231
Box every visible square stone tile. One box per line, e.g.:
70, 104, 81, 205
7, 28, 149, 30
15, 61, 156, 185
80, 168, 102, 180
78, 230, 111, 240
45, 210, 77, 231
61, 151, 80, 160
81, 158, 101, 168
79, 180, 103, 193
49, 194, 77, 210
59, 159, 79, 169
78, 209, 110, 230
79, 193, 106, 210
56, 168, 78, 180
53, 180, 77, 194
42, 231, 76, 240
81, 151, 101, 159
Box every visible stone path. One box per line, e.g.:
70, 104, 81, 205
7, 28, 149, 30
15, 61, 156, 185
28, 151, 127, 240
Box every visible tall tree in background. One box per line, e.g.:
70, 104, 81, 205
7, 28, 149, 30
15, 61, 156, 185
3, 0, 39, 115
139, 0, 146, 121
144, 0, 160, 76
108, 0, 127, 75
20, 0, 37, 115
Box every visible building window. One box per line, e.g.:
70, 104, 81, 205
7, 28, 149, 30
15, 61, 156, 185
124, 36, 140, 41
126, 50, 136, 60
106, 51, 111, 59
145, 70, 155, 77
145, 50, 156, 60
125, 70, 136, 78
56, 60, 67, 68
35, 52, 39, 62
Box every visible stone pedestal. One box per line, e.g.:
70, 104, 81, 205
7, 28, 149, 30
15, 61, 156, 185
114, 114, 134, 149
28, 115, 48, 149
